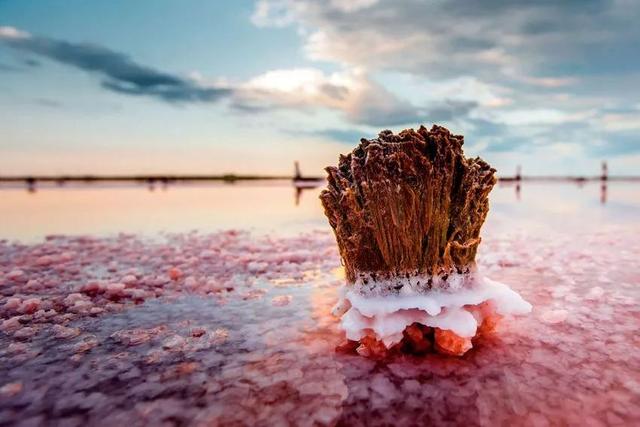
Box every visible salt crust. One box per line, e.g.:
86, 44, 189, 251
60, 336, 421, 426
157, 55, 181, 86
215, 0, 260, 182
351, 269, 475, 296
335, 274, 532, 347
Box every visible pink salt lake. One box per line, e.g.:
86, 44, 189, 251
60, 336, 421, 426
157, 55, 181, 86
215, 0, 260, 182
1, 181, 639, 426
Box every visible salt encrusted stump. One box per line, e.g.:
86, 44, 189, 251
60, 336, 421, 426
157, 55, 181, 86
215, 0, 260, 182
321, 125, 530, 357
321, 125, 496, 293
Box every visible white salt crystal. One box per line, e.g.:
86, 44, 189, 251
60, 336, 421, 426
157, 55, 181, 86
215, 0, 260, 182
337, 274, 531, 347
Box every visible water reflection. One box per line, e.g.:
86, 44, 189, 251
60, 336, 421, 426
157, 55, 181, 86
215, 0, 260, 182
601, 182, 607, 204
1, 180, 639, 242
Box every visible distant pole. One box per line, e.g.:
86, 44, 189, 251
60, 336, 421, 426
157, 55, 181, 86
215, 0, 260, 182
601, 161, 608, 181
26, 177, 36, 193
516, 165, 522, 181
294, 161, 302, 180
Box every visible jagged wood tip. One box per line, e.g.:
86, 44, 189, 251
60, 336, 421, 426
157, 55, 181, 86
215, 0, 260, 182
320, 125, 496, 285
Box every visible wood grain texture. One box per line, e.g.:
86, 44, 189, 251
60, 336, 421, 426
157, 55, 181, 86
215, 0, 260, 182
320, 125, 496, 285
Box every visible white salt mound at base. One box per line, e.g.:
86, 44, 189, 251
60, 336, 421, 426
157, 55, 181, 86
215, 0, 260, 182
335, 275, 532, 347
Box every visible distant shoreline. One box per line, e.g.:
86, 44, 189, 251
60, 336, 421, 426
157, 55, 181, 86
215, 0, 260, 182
0, 174, 291, 183
0, 174, 639, 184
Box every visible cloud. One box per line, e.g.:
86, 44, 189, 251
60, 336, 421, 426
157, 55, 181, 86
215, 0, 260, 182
3, 0, 639, 164
0, 26, 231, 103
600, 107, 640, 132
0, 26, 440, 127
252, 0, 640, 84
233, 68, 487, 127
248, 1, 640, 137
232, 68, 424, 126
243, 0, 640, 162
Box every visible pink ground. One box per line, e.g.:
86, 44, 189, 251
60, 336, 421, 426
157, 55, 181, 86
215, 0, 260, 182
1, 225, 639, 426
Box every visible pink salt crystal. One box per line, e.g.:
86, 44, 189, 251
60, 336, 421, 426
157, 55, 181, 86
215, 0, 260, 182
13, 326, 37, 340
205, 278, 222, 292
105, 303, 124, 312
0, 382, 23, 397
111, 329, 151, 346
191, 327, 206, 338
539, 309, 569, 324
247, 261, 268, 273
173, 362, 200, 376
586, 286, 605, 300
106, 283, 126, 298
242, 289, 266, 300
69, 300, 93, 313
64, 293, 84, 306
162, 334, 186, 350
184, 276, 198, 288
81, 281, 101, 295
122, 274, 137, 285
271, 295, 293, 307
7, 269, 26, 282
59, 251, 75, 261
127, 289, 147, 300
144, 350, 164, 365
74, 336, 98, 353
60, 313, 75, 322
24, 279, 41, 289
211, 328, 229, 344
4, 297, 21, 311
1, 316, 22, 333
168, 267, 183, 281
52, 324, 81, 339
201, 250, 216, 259
7, 342, 27, 354
35, 255, 54, 266
89, 307, 104, 315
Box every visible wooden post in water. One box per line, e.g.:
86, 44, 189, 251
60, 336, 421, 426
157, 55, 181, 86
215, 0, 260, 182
515, 165, 522, 201
294, 161, 302, 180
601, 161, 608, 181
600, 161, 608, 204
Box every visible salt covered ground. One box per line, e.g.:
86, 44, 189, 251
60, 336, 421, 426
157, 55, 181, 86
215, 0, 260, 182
1, 182, 639, 426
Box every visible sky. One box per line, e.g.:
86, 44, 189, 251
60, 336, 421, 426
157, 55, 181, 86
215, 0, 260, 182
1, 0, 639, 177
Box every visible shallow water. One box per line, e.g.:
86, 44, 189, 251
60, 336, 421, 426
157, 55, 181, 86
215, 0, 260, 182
1, 181, 639, 426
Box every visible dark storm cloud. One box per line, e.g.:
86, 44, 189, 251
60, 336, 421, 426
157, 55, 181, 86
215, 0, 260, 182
0, 29, 231, 103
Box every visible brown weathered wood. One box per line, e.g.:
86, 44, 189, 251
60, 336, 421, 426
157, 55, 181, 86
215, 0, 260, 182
320, 125, 496, 285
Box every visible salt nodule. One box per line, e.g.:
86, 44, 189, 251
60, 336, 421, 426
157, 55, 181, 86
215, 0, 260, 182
320, 125, 532, 355
339, 274, 531, 346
